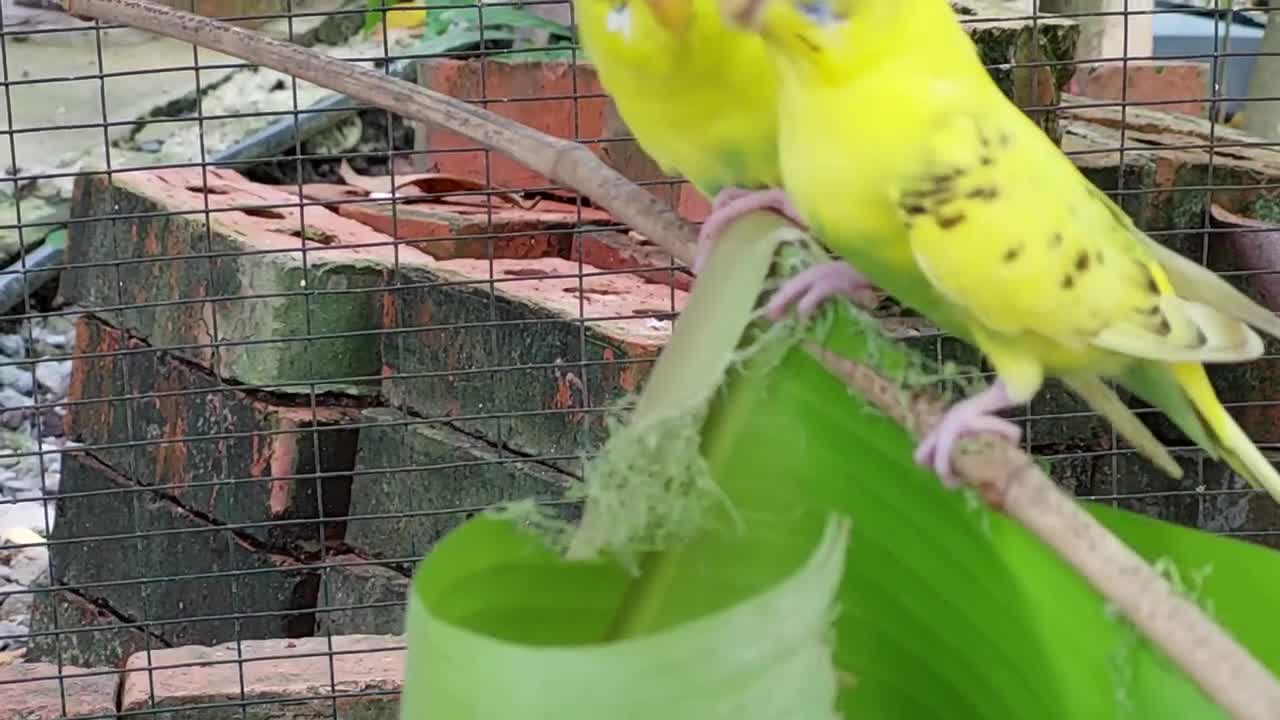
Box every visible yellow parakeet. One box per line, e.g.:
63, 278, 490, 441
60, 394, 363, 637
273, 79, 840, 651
571, 0, 870, 305
723, 0, 1280, 497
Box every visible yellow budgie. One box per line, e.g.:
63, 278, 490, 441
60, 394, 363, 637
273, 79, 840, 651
721, 0, 1280, 497
571, 0, 871, 305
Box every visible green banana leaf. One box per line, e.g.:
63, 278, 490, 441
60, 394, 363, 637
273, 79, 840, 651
398, 215, 1280, 719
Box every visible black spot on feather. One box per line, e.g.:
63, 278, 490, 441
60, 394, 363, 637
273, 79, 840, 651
1062, 274, 1075, 290
903, 203, 927, 216
1075, 250, 1090, 272
793, 33, 820, 53
1050, 232, 1064, 248
966, 186, 999, 201
937, 213, 966, 229
1003, 244, 1024, 262
1155, 315, 1172, 336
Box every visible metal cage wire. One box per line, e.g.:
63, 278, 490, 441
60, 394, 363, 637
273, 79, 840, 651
0, 0, 1275, 717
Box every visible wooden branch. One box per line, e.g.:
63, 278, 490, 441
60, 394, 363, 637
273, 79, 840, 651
61, 0, 700, 266
803, 341, 1280, 720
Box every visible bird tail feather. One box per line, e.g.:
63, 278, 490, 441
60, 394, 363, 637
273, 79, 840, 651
1171, 362, 1280, 501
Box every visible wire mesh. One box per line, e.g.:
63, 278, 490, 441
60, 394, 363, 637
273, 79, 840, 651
0, 0, 1274, 716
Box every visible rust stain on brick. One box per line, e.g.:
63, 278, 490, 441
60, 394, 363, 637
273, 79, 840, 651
380, 292, 398, 332
153, 391, 190, 489
414, 300, 433, 329
267, 419, 300, 518
1155, 155, 1181, 190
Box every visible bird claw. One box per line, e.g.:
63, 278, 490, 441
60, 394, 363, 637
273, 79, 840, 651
913, 382, 1022, 487
765, 261, 878, 319
693, 187, 808, 273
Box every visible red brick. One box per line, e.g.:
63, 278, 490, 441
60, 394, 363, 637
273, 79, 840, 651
335, 195, 609, 261
62, 167, 438, 394
120, 635, 403, 719
678, 184, 712, 223
66, 316, 359, 549
0, 662, 119, 719
381, 255, 684, 471
570, 230, 691, 292
415, 58, 610, 191
1067, 60, 1210, 118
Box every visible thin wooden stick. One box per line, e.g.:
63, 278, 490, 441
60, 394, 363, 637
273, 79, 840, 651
804, 341, 1280, 720
62, 0, 700, 266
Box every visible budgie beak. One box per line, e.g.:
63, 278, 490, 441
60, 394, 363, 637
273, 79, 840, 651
642, 0, 693, 33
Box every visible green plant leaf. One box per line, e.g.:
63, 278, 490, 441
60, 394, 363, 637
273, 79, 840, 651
401, 512, 853, 717
398, 225, 1280, 718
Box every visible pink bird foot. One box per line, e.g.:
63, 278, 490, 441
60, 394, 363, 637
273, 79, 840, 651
693, 187, 808, 273
914, 380, 1023, 487
764, 260, 878, 319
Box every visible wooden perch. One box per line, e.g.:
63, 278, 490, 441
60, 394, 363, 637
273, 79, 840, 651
56, 0, 1280, 716
804, 341, 1280, 720
61, 0, 699, 266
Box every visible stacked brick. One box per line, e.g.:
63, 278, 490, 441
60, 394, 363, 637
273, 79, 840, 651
28, 142, 689, 668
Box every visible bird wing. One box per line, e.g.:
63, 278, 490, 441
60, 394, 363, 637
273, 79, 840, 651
894, 108, 1262, 366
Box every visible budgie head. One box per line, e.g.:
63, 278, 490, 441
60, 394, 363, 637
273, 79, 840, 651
573, 0, 729, 62
719, 0, 966, 81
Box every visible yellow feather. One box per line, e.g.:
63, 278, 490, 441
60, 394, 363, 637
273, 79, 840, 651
730, 0, 1280, 500
572, 0, 782, 197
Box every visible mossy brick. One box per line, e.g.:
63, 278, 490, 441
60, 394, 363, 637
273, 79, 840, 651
119, 635, 403, 720
61, 166, 437, 395
51, 452, 320, 649
347, 407, 576, 564
315, 555, 409, 637
380, 257, 680, 472
66, 316, 360, 550
28, 588, 162, 668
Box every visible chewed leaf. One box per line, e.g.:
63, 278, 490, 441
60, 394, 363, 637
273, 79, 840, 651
400, 513, 852, 719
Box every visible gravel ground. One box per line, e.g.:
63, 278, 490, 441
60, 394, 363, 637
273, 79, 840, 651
0, 312, 78, 662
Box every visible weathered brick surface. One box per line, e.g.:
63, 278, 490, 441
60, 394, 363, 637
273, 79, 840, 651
120, 634, 403, 720
61, 167, 437, 395
27, 588, 162, 668
380, 257, 680, 471
1067, 60, 1211, 118
337, 194, 611, 261
0, 662, 119, 720
414, 58, 610, 192
66, 316, 359, 550
316, 555, 409, 637
347, 407, 575, 564
48, 452, 319, 650
335, 198, 689, 291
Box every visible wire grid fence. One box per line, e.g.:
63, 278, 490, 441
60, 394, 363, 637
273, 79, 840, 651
0, 0, 1274, 716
